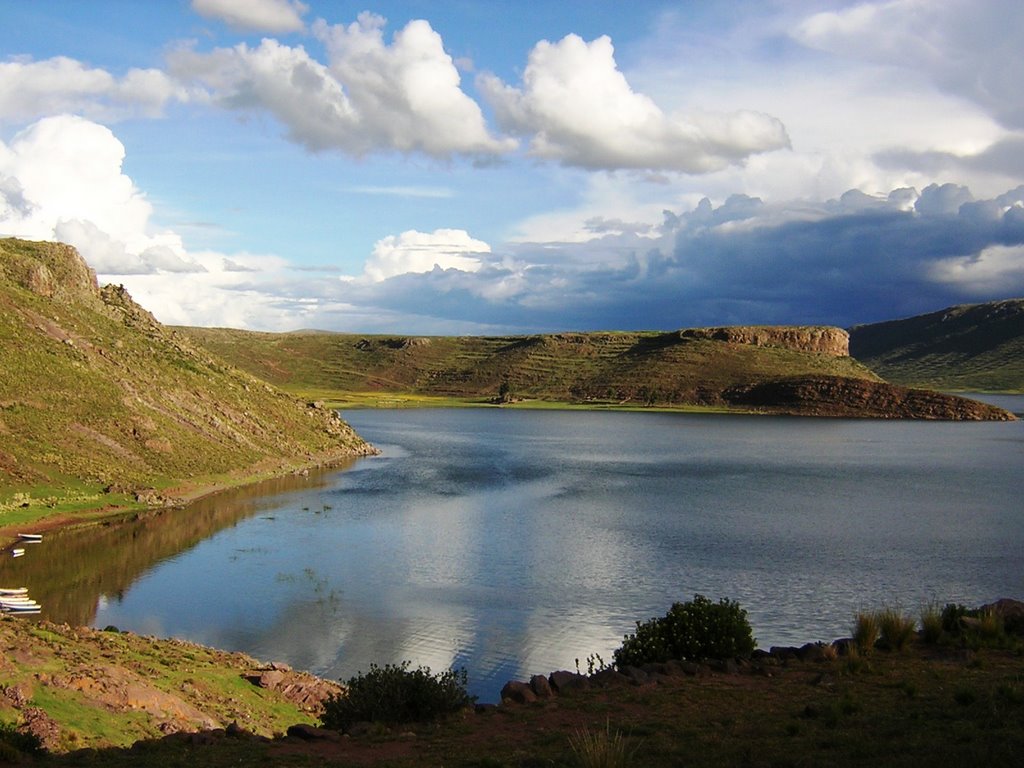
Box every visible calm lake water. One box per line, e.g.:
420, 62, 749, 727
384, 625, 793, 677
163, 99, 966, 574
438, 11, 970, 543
5, 404, 1024, 701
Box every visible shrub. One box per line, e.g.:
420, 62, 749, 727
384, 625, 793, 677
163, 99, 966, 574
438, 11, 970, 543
852, 611, 880, 654
877, 607, 916, 651
569, 720, 634, 768
919, 603, 943, 644
320, 662, 475, 731
613, 595, 755, 668
0, 723, 42, 759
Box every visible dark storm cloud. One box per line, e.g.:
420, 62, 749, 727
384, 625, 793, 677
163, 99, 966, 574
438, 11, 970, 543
326, 185, 1024, 333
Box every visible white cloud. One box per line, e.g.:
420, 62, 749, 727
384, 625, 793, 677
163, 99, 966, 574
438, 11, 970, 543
171, 14, 514, 158
191, 0, 308, 33
478, 33, 789, 173
363, 228, 490, 281
795, 0, 1024, 130
0, 116, 210, 278
0, 56, 184, 123
929, 244, 1024, 294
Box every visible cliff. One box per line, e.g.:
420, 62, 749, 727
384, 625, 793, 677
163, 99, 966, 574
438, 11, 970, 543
679, 326, 849, 357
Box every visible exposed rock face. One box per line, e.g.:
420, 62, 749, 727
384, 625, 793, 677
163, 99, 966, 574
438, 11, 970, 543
0, 239, 99, 301
680, 326, 850, 357
724, 376, 1016, 420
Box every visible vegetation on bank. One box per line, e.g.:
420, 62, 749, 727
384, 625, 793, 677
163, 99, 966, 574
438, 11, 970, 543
0, 238, 372, 534
1, 597, 1020, 766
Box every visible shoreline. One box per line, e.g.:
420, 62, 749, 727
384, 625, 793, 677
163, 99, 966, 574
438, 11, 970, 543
0, 442, 378, 546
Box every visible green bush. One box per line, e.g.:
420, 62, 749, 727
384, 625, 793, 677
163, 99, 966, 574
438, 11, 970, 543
320, 662, 476, 731
877, 607, 916, 651
852, 611, 880, 654
0, 722, 43, 759
613, 595, 755, 668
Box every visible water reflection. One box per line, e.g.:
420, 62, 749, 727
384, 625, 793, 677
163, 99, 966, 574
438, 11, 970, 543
0, 463, 357, 626
2, 407, 1022, 702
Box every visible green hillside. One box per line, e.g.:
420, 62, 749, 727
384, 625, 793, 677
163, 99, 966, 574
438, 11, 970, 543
850, 299, 1024, 392
179, 326, 880, 408
0, 238, 372, 530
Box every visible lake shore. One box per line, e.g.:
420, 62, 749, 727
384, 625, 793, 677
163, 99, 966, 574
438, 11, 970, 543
1, 603, 1021, 765
0, 442, 378, 546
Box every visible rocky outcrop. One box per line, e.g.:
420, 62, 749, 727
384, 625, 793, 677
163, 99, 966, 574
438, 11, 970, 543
724, 376, 1016, 420
0, 238, 99, 302
680, 326, 850, 357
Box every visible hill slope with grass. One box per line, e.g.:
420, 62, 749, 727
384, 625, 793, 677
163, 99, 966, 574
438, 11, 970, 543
0, 238, 373, 529
180, 325, 1013, 419
849, 299, 1024, 392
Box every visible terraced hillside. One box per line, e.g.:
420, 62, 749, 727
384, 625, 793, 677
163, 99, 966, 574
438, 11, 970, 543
850, 299, 1024, 392
181, 326, 877, 406
180, 325, 1013, 419
0, 239, 373, 528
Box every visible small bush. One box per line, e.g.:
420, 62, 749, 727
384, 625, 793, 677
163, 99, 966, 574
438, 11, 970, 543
613, 595, 755, 668
919, 603, 943, 644
852, 612, 880, 654
569, 720, 634, 768
877, 607, 916, 651
0, 723, 43, 758
941, 603, 968, 634
320, 662, 475, 731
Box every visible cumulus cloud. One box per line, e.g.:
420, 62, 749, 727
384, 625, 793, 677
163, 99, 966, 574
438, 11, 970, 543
363, 228, 490, 281
0, 56, 185, 123
191, 0, 308, 33
0, 116, 208, 276
478, 33, 789, 172
170, 13, 514, 158
795, 0, 1024, 130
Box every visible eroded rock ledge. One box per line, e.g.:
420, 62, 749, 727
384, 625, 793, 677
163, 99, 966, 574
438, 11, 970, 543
724, 375, 1016, 420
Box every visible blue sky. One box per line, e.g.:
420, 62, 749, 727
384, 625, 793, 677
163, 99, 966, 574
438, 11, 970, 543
2, 0, 1023, 334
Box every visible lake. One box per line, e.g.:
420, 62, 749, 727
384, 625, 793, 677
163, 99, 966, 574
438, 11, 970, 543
4, 404, 1023, 701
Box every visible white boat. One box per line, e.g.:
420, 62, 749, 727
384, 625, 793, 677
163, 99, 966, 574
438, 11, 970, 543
1, 606, 40, 618
11, 548, 24, 558
0, 598, 40, 608
0, 587, 28, 596
17, 533, 42, 542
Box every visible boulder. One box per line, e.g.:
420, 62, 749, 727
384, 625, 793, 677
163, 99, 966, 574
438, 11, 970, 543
500, 680, 537, 705
548, 671, 590, 694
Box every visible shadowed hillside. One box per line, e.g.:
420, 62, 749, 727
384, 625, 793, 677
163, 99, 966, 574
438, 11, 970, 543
850, 299, 1024, 392
0, 238, 373, 527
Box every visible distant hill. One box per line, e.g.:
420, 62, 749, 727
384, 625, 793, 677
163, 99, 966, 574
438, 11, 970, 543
850, 300, 1024, 392
0, 238, 373, 523
179, 325, 1012, 420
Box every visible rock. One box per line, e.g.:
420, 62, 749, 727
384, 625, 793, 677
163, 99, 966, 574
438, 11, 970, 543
529, 674, 553, 699
797, 642, 833, 662
500, 680, 537, 705
680, 326, 850, 357
286, 723, 342, 742
619, 666, 649, 685
724, 375, 1015, 420
588, 669, 632, 689
980, 598, 1024, 636
548, 671, 590, 694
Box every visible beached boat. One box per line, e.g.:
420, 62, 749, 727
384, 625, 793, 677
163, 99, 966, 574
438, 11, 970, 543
11, 548, 24, 558
17, 533, 42, 542
0, 587, 28, 596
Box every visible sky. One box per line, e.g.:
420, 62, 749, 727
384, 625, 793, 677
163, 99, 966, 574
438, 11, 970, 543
2, 0, 1024, 335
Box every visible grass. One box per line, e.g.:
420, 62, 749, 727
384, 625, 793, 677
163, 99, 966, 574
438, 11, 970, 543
0, 238, 372, 536
179, 325, 880, 412
850, 298, 1024, 392
569, 720, 635, 768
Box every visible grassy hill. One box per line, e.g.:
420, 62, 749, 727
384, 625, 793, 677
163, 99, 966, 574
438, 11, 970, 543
850, 299, 1024, 392
0, 238, 372, 531
179, 326, 880, 407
